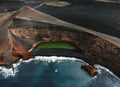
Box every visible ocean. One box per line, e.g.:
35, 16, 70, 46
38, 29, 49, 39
0, 56, 120, 87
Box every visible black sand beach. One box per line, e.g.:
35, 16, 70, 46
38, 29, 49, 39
30, 49, 84, 58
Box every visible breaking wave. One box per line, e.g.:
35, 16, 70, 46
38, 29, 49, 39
0, 56, 120, 87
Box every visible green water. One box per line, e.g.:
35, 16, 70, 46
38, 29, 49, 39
37, 42, 77, 49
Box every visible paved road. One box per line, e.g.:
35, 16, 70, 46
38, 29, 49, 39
0, 1, 120, 38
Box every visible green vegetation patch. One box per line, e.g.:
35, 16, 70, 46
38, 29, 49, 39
37, 42, 77, 50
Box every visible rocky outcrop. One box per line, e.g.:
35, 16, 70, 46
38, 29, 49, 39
81, 64, 98, 77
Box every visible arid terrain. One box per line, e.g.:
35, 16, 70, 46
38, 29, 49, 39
0, 0, 120, 77
0, 0, 120, 38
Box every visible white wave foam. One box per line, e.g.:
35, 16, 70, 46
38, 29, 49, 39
0, 66, 18, 78
23, 56, 85, 63
0, 67, 14, 78
0, 59, 22, 78
0, 56, 83, 78
94, 64, 120, 80
55, 69, 58, 73
35, 56, 78, 62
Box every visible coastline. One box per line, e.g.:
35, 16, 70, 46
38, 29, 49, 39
0, 1, 119, 78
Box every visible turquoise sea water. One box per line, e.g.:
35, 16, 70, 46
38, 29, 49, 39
0, 56, 120, 87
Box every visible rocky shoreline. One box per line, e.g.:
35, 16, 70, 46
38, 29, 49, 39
31, 48, 98, 77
